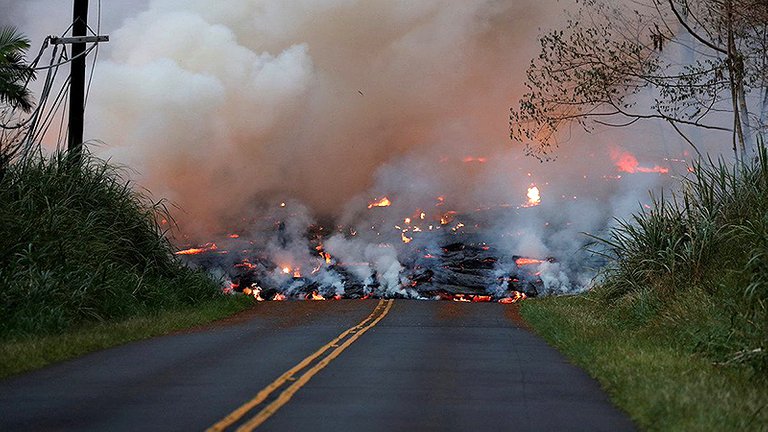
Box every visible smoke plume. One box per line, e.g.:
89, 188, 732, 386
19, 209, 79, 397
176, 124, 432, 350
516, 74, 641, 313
8, 0, 716, 294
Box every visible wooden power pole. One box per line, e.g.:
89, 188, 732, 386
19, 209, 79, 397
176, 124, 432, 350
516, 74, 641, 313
50, 1, 108, 160
68, 0, 89, 160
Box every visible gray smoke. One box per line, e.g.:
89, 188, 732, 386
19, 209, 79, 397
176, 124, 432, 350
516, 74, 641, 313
8, 1, 727, 294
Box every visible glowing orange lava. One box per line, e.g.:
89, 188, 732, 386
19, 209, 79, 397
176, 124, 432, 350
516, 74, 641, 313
307, 291, 325, 301
610, 148, 669, 174
515, 257, 544, 266
498, 291, 527, 303
367, 196, 392, 209
175, 243, 218, 255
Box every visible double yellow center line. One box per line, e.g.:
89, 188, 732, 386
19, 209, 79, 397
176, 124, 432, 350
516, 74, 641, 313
207, 299, 395, 432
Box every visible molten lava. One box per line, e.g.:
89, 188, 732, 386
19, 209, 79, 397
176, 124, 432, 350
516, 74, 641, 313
307, 291, 325, 301
498, 291, 527, 303
175, 243, 218, 255
610, 148, 669, 174
515, 257, 545, 266
368, 196, 392, 208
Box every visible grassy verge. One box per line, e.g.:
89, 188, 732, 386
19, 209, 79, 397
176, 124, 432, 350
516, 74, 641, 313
0, 152, 256, 378
521, 295, 767, 431
520, 147, 768, 430
0, 295, 252, 379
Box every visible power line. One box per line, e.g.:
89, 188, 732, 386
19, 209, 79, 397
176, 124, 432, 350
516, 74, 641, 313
84, 0, 101, 109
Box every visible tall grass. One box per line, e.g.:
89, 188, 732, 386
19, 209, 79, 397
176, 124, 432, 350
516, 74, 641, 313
594, 146, 768, 373
0, 152, 222, 339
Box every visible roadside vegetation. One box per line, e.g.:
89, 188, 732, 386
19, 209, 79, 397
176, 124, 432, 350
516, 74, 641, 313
0, 153, 251, 377
522, 147, 768, 430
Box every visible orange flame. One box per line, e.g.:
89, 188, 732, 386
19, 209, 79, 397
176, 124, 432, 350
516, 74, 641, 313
243, 286, 265, 301
307, 291, 325, 301
515, 257, 544, 266
452, 294, 471, 302
440, 211, 457, 225
401, 232, 413, 244
498, 291, 527, 303
610, 148, 669, 174
367, 196, 392, 208
273, 293, 287, 301
525, 184, 541, 207
175, 243, 218, 255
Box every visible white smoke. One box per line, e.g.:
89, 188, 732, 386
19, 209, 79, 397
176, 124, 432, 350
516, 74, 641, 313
6, 0, 731, 295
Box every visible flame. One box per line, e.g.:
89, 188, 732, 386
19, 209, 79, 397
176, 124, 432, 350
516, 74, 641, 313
452, 294, 471, 302
498, 291, 527, 303
401, 232, 413, 244
515, 257, 544, 266
525, 184, 541, 207
610, 148, 669, 174
440, 211, 457, 225
367, 196, 392, 208
273, 293, 287, 301
243, 285, 265, 301
281, 266, 291, 274
319, 251, 332, 264
175, 243, 218, 255
293, 268, 302, 278
228, 233, 240, 239
224, 281, 237, 294
472, 295, 493, 302
307, 291, 325, 301
235, 259, 258, 270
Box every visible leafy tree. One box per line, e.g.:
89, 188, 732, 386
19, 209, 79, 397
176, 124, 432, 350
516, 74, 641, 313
0, 26, 35, 113
510, 0, 768, 161
0, 26, 35, 176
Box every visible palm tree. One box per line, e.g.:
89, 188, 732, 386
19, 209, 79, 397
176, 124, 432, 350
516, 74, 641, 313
0, 26, 35, 113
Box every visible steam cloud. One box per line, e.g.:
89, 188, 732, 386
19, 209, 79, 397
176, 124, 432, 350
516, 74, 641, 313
7, 0, 716, 294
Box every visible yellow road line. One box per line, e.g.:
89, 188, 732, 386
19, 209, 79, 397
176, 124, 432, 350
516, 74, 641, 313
207, 299, 392, 432
236, 299, 394, 431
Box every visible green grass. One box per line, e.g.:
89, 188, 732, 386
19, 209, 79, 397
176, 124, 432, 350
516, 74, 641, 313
521, 295, 768, 431
520, 146, 768, 430
0, 152, 257, 378
0, 152, 227, 338
0, 295, 252, 379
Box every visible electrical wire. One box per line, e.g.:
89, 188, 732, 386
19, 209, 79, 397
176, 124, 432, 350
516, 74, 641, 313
84, 0, 102, 109
9, 2, 106, 161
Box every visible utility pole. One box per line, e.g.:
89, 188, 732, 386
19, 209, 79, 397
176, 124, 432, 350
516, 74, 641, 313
50, 1, 108, 161
68, 0, 88, 160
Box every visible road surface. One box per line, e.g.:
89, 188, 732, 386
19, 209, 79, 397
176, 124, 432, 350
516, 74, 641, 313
0, 300, 635, 431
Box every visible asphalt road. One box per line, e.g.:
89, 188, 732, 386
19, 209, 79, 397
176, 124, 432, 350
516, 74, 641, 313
0, 300, 635, 431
